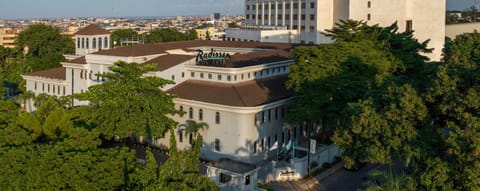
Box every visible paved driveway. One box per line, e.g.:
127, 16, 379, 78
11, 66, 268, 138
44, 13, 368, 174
269, 164, 384, 191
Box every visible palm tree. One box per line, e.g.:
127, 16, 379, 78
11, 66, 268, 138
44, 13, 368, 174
178, 120, 209, 145
14, 90, 35, 112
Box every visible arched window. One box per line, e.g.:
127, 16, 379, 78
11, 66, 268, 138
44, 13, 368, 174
98, 37, 102, 49
104, 37, 108, 48
179, 131, 183, 142
92, 38, 96, 49
86, 38, 89, 49
215, 112, 220, 124
81, 38, 85, 49
179, 106, 184, 116
199, 109, 203, 121
189, 107, 193, 119
77, 38, 80, 48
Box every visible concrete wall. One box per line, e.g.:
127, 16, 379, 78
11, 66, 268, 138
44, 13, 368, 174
446, 23, 480, 39
348, 0, 445, 61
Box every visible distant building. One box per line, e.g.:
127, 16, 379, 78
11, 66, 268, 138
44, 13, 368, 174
226, 0, 446, 61
446, 23, 480, 39
0, 28, 21, 48
211, 12, 221, 21
195, 27, 215, 40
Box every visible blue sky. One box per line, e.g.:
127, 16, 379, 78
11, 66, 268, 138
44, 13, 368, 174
0, 0, 473, 20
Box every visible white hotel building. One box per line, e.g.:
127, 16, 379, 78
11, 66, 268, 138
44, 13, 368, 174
227, 0, 446, 61
22, 25, 332, 189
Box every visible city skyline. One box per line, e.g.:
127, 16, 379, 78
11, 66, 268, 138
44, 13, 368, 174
0, 0, 472, 20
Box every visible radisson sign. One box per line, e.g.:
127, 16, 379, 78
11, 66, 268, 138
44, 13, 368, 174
196, 48, 231, 66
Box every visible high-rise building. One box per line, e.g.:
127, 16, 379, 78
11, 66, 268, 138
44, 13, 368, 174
227, 0, 445, 61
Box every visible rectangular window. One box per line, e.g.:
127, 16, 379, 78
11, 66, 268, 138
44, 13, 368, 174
293, 14, 298, 20
293, 3, 298, 9
220, 173, 232, 183
246, 5, 250, 10
368, 1, 371, 8
191, 72, 195, 77
301, 3, 306, 9
227, 75, 231, 81
261, 138, 264, 151
217, 74, 222, 80
275, 108, 279, 120
253, 141, 257, 153
34, 82, 37, 90
215, 138, 221, 151
310, 2, 315, 8
309, 26, 315, 32
208, 73, 212, 79
367, 14, 371, 21
285, 4, 290, 9
246, 14, 250, 19
245, 175, 251, 185
406, 20, 413, 32
310, 14, 315, 20
179, 131, 183, 142
200, 73, 204, 78
215, 112, 221, 124
268, 110, 271, 122
278, 14, 282, 20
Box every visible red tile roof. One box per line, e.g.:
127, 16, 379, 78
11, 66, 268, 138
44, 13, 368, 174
93, 40, 295, 57
69, 56, 87, 65
75, 24, 110, 35
142, 54, 194, 71
24, 67, 66, 80
167, 75, 293, 107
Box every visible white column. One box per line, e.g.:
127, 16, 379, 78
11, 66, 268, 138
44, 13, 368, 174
268, 1, 272, 26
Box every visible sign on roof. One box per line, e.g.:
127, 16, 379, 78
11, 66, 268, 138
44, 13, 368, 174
196, 48, 231, 66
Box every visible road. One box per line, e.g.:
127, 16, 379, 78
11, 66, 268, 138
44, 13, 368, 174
269, 164, 385, 191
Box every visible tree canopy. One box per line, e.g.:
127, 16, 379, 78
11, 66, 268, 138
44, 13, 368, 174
287, 20, 480, 190
75, 61, 182, 139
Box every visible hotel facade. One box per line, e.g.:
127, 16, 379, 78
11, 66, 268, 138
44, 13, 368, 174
227, 0, 445, 61
22, 25, 329, 189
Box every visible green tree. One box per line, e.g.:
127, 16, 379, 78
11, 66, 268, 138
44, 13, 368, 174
146, 28, 187, 43
186, 29, 198, 40
75, 61, 182, 139
111, 28, 138, 47
15, 23, 74, 71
